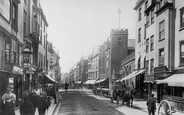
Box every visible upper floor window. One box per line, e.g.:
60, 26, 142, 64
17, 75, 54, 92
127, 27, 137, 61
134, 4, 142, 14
180, 41, 184, 66
180, 7, 184, 29
23, 10, 27, 35
146, 38, 149, 53
144, 24, 146, 39
159, 20, 165, 41
5, 37, 11, 62
146, 13, 150, 27
159, 48, 164, 66
150, 59, 154, 74
150, 35, 154, 51
12, 2, 18, 29
151, 8, 155, 24
158, 0, 164, 9
24, 0, 27, 5
138, 28, 141, 43
138, 8, 141, 21
145, 1, 148, 10
12, 39, 18, 64
117, 38, 122, 45
145, 60, 149, 75
33, 0, 37, 6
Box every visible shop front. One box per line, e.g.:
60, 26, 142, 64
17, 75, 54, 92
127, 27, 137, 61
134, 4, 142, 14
0, 70, 10, 114
120, 69, 145, 99
154, 66, 173, 103
157, 73, 184, 112
11, 65, 23, 107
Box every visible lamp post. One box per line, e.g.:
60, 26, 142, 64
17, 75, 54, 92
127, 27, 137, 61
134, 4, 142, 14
21, 47, 32, 94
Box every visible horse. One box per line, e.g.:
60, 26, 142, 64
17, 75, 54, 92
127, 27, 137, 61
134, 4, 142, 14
129, 89, 136, 107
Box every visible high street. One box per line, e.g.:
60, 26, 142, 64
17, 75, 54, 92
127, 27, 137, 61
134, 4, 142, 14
52, 89, 148, 115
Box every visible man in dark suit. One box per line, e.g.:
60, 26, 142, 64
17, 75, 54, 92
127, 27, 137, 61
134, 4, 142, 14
20, 96, 34, 115
147, 94, 156, 115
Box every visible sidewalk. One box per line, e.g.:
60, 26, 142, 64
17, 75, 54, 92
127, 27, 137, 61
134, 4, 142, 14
82, 88, 184, 115
15, 98, 57, 115
132, 99, 184, 115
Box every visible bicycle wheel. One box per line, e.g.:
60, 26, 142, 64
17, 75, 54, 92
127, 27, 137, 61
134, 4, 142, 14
158, 100, 172, 115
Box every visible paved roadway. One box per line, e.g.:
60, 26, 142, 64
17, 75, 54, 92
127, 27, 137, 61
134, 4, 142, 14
53, 89, 148, 115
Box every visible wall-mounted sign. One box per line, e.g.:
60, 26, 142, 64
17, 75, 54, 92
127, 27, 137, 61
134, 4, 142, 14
0, 0, 10, 21
154, 66, 167, 73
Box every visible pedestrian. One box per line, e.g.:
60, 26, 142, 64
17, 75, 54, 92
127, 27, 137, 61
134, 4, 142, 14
64, 82, 69, 94
37, 93, 49, 115
1, 86, 16, 115
146, 94, 156, 115
20, 96, 34, 115
29, 92, 39, 114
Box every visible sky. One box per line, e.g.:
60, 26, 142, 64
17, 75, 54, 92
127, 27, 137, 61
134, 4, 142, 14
40, 0, 137, 73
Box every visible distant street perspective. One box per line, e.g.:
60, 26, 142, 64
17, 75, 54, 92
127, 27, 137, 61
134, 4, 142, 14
53, 88, 146, 115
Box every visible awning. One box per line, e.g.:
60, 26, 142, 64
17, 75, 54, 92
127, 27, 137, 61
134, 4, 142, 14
95, 78, 107, 83
12, 66, 23, 75
121, 69, 145, 81
44, 74, 55, 84
120, 71, 139, 81
157, 74, 184, 87
83, 79, 96, 84
76, 81, 82, 84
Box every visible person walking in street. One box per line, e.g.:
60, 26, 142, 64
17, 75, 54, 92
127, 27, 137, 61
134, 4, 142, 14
20, 96, 34, 115
147, 94, 156, 115
1, 86, 16, 115
64, 82, 69, 94
29, 92, 39, 114
37, 92, 49, 115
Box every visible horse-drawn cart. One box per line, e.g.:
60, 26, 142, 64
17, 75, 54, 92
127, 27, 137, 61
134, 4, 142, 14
157, 99, 176, 115
111, 86, 136, 106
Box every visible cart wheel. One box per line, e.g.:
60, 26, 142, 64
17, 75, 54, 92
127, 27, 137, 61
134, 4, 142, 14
158, 100, 172, 115
117, 96, 120, 105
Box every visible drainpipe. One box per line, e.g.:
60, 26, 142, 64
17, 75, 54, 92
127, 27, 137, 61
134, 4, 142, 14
168, 2, 175, 72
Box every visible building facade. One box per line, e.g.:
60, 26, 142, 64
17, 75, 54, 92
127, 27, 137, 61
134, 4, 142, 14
108, 29, 128, 91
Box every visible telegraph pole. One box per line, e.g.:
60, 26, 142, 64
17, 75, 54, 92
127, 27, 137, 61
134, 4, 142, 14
117, 8, 122, 30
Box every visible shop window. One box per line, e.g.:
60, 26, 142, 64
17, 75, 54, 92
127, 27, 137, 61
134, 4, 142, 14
180, 41, 184, 66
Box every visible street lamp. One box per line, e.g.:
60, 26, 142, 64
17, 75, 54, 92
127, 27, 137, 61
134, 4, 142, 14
21, 47, 32, 93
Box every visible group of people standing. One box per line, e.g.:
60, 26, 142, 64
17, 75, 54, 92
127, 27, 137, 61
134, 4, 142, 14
1, 86, 56, 115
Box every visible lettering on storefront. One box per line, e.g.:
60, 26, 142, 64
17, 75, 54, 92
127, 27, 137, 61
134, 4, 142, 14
154, 66, 167, 73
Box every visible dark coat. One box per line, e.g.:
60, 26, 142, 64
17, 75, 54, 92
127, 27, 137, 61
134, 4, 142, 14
29, 95, 39, 110
20, 100, 34, 115
147, 97, 156, 111
37, 97, 48, 114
